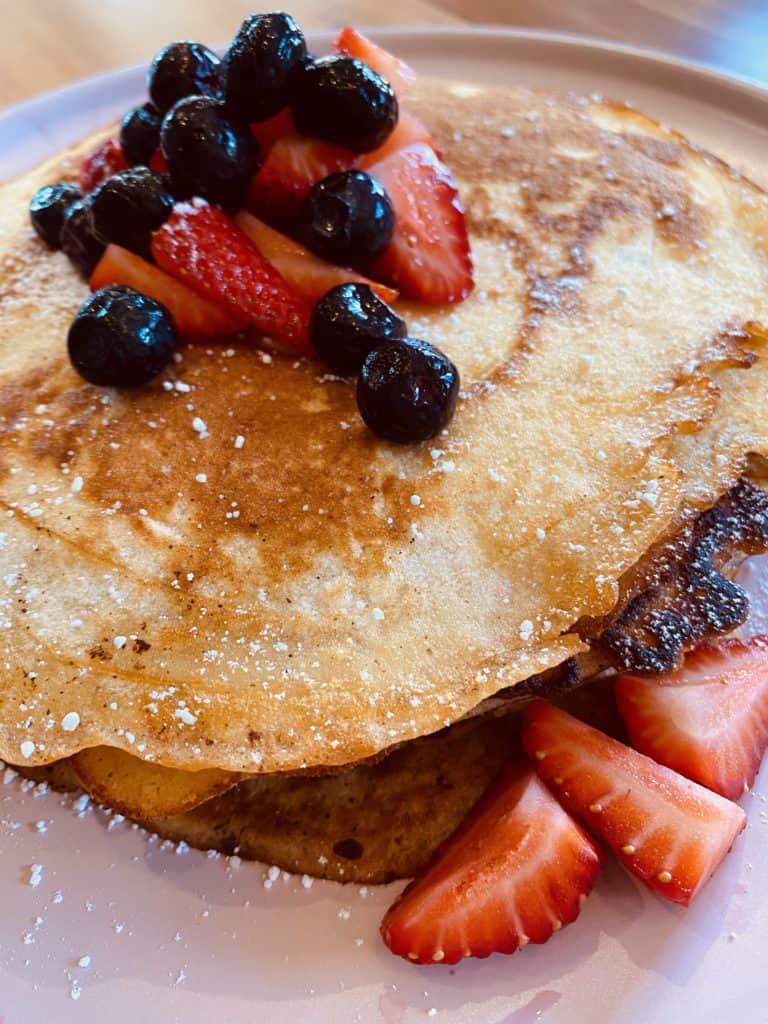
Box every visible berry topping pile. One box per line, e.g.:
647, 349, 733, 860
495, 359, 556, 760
29, 13, 473, 441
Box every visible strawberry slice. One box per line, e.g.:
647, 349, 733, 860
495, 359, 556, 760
151, 201, 312, 353
248, 132, 356, 221
381, 763, 601, 964
523, 701, 747, 907
90, 244, 248, 340
79, 137, 128, 193
615, 637, 768, 800
334, 27, 417, 97
368, 144, 473, 305
235, 211, 398, 305
356, 111, 439, 171
250, 107, 294, 154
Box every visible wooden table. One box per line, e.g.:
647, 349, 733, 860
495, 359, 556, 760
0, 0, 765, 108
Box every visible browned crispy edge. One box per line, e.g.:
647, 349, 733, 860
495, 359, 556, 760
585, 478, 768, 674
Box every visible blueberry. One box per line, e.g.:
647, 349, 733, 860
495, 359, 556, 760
120, 102, 162, 166
357, 338, 459, 443
90, 167, 174, 259
311, 283, 406, 375
60, 197, 105, 276
222, 12, 306, 122
29, 182, 82, 249
161, 95, 260, 211
68, 285, 177, 387
148, 41, 221, 115
290, 56, 398, 153
304, 170, 394, 269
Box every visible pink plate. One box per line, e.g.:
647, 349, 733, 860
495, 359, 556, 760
2, 27, 768, 1024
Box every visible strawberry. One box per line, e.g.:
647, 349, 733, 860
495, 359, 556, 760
151, 201, 312, 353
78, 137, 128, 193
334, 27, 417, 97
247, 132, 356, 221
368, 144, 473, 305
356, 111, 439, 171
523, 700, 747, 907
250, 107, 294, 154
381, 763, 601, 965
235, 211, 399, 306
90, 244, 248, 340
615, 637, 768, 800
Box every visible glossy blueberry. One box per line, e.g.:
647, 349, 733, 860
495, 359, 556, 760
29, 182, 82, 249
304, 170, 394, 269
357, 337, 460, 443
222, 12, 306, 122
60, 197, 106, 276
68, 285, 177, 387
148, 41, 221, 115
161, 95, 260, 211
90, 167, 174, 259
290, 56, 398, 153
311, 283, 406, 375
119, 102, 162, 166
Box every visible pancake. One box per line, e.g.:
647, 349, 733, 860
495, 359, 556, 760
13, 675, 622, 884
139, 674, 632, 884
3, 79, 768, 782
7, 482, 768, 883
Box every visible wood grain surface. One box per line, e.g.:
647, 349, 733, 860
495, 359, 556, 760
0, 0, 765, 108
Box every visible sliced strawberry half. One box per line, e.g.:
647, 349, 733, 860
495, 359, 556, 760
356, 111, 439, 171
368, 143, 473, 305
523, 700, 747, 907
235, 211, 398, 306
79, 137, 128, 193
90, 244, 248, 340
334, 27, 417, 97
381, 763, 601, 965
151, 201, 312, 353
247, 132, 356, 222
615, 637, 768, 801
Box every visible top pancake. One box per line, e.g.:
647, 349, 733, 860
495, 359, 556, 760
2, 79, 768, 773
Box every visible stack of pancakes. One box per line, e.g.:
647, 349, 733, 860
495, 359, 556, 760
2, 79, 768, 883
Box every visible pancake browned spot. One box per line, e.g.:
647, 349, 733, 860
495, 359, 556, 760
0, 348, 458, 581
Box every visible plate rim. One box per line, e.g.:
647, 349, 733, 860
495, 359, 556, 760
1, 22, 766, 130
